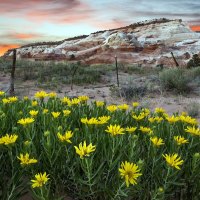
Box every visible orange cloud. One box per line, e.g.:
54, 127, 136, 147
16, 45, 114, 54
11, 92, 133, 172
0, 44, 20, 56
190, 25, 200, 32
8, 33, 41, 40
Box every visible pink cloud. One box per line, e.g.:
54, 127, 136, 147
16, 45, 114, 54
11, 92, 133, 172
0, 0, 93, 24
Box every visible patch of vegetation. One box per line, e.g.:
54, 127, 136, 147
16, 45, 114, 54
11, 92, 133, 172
186, 102, 200, 117
159, 68, 191, 93
110, 84, 147, 100
118, 64, 161, 75
0, 60, 113, 88
187, 54, 200, 68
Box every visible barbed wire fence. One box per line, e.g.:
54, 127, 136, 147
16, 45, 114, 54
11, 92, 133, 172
0, 51, 121, 97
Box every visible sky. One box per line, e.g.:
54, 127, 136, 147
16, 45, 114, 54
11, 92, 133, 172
0, 0, 200, 55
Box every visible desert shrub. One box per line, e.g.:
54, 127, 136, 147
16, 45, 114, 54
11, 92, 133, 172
187, 54, 200, 68
159, 68, 190, 93
110, 84, 147, 100
186, 102, 200, 117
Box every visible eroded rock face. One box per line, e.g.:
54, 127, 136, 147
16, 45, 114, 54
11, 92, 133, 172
3, 19, 200, 67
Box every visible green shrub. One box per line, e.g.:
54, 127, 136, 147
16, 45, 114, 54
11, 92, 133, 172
187, 54, 200, 68
159, 68, 190, 93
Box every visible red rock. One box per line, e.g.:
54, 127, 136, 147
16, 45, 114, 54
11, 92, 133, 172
3, 19, 200, 67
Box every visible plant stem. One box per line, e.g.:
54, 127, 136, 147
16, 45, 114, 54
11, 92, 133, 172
112, 182, 125, 200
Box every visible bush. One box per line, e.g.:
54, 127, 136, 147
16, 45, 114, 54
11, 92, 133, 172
110, 84, 147, 100
186, 102, 200, 117
187, 54, 200, 68
159, 68, 190, 93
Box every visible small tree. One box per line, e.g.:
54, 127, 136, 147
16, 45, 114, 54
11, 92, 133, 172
187, 54, 200, 68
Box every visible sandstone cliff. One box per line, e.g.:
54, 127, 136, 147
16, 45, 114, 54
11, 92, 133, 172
3, 18, 200, 67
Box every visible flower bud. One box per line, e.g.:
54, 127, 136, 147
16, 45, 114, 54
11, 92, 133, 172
44, 131, 50, 137
58, 126, 63, 131
194, 153, 200, 158
158, 187, 164, 193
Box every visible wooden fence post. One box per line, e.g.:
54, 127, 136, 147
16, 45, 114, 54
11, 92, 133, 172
171, 52, 179, 67
70, 63, 79, 90
9, 49, 16, 96
115, 55, 119, 87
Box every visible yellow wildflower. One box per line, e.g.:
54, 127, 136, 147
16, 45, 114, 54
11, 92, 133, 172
17, 153, 38, 165
118, 104, 129, 111
174, 136, 189, 145
132, 113, 145, 121
154, 117, 163, 123
119, 161, 142, 187
74, 141, 96, 159
34, 91, 48, 99
51, 112, 61, 119
70, 98, 81, 106
87, 118, 99, 125
78, 95, 89, 102
149, 117, 163, 123
155, 107, 166, 114
185, 126, 200, 136
142, 108, 150, 116
18, 117, 35, 126
139, 126, 152, 134
31, 100, 38, 107
150, 137, 164, 146
0, 91, 5, 96
2, 98, 10, 104
107, 105, 118, 112
63, 110, 71, 116
163, 153, 184, 170
57, 131, 73, 143
43, 109, 48, 114
23, 96, 29, 100
126, 127, 137, 133
29, 110, 38, 117
132, 102, 139, 107
61, 97, 71, 104
95, 101, 104, 107
105, 124, 125, 136
166, 115, 179, 123
180, 115, 197, 125
163, 113, 169, 118
8, 96, 18, 103
0, 134, 18, 145
31, 172, 49, 188
148, 117, 155, 123
48, 92, 57, 98
98, 116, 111, 124
81, 117, 99, 125
81, 118, 88, 124
0, 138, 4, 145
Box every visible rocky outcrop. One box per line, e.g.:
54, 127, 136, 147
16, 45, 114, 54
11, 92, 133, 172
3, 18, 200, 67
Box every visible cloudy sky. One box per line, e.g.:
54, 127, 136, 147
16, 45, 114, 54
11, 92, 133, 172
0, 0, 200, 55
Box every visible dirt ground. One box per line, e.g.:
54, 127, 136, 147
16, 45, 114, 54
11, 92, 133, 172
0, 72, 200, 117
